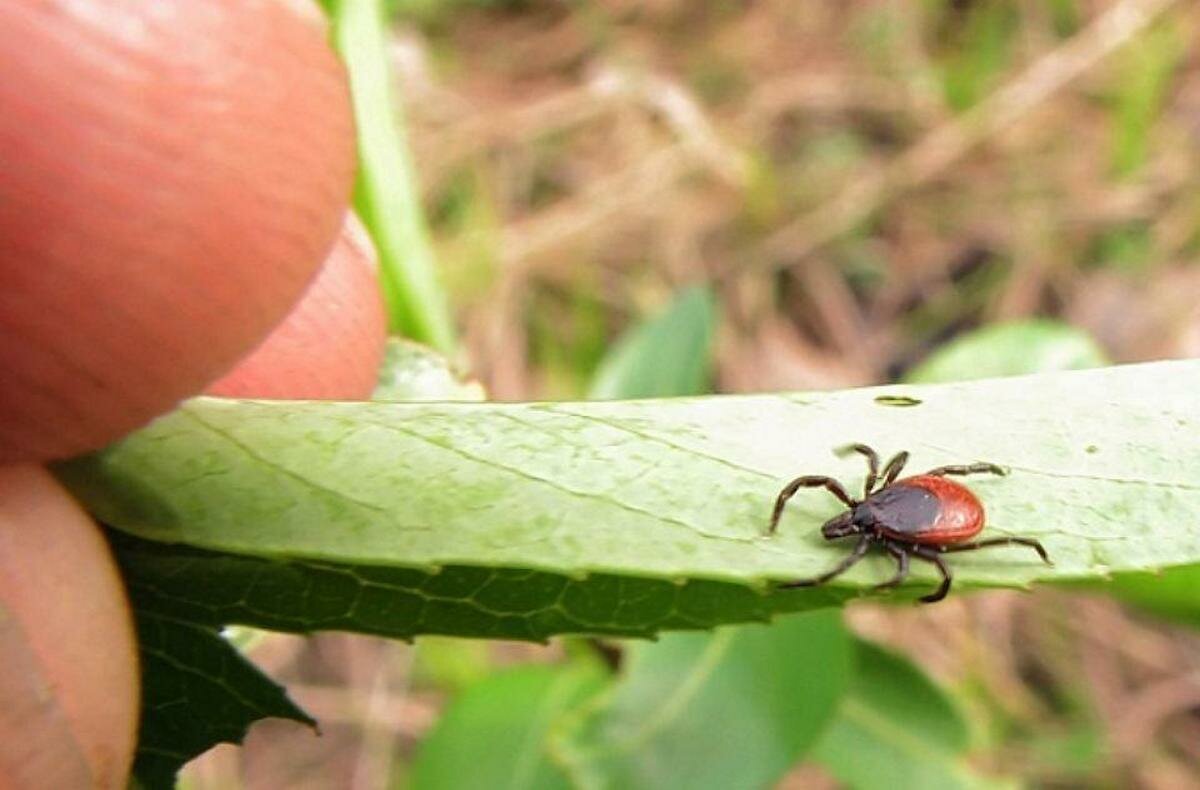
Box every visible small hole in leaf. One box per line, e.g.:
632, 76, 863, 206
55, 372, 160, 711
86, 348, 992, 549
874, 395, 923, 407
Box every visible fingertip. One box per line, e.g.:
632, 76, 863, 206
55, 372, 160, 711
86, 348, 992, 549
0, 465, 139, 787
205, 214, 389, 401
0, 0, 356, 461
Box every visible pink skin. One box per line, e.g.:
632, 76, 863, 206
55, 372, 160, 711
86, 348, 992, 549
0, 2, 386, 785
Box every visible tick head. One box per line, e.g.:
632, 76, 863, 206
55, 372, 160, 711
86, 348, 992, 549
820, 511, 857, 540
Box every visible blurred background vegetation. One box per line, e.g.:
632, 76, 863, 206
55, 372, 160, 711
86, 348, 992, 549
185, 0, 1200, 787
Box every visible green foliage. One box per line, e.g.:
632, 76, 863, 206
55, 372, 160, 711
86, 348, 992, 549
57, 362, 1200, 628
115, 337, 489, 788
553, 611, 851, 789
560, 288, 854, 789
905, 320, 1109, 383
589, 286, 717, 400
412, 661, 610, 789
1090, 222, 1155, 274
803, 319, 1106, 790
1021, 722, 1108, 783
129, 611, 312, 788
415, 286, 848, 790
430, 168, 503, 306
1098, 564, 1200, 629
73, 1, 1200, 785
903, 321, 1199, 628
65, 299, 1200, 784
105, 531, 826, 641
529, 285, 613, 400
741, 152, 785, 230
1109, 24, 1183, 179
326, 0, 456, 352
1047, 0, 1081, 37
938, 1, 1018, 111
410, 637, 496, 694
811, 640, 1004, 790
541, 286, 852, 790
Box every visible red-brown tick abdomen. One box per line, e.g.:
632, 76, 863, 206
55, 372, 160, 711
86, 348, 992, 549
876, 475, 985, 545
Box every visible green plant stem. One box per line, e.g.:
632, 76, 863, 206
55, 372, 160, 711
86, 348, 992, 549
327, 0, 456, 353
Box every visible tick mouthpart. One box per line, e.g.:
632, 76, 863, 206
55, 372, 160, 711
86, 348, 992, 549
821, 512, 857, 539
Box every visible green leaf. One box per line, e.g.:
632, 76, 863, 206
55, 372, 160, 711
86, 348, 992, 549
589, 286, 716, 400
811, 321, 1082, 789
410, 637, 496, 694
903, 323, 1200, 626
1109, 23, 1183, 178
326, 0, 456, 352
411, 661, 609, 790
56, 361, 1200, 641
551, 610, 850, 789
409, 285, 723, 788
1096, 564, 1200, 628
128, 609, 313, 790
904, 320, 1108, 384
939, 2, 1017, 111
105, 531, 805, 642
574, 286, 847, 790
128, 336, 481, 786
811, 639, 1007, 790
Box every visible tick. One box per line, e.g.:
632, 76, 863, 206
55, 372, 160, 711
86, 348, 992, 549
766, 444, 1052, 603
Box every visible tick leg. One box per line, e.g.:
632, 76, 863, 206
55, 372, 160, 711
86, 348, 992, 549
839, 444, 879, 497
871, 543, 911, 591
879, 451, 910, 488
768, 475, 856, 535
941, 537, 1053, 565
923, 462, 1006, 478
912, 546, 952, 603
779, 535, 872, 589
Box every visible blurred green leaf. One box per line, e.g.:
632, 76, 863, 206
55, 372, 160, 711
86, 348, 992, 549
589, 286, 716, 400
742, 152, 784, 230
811, 639, 1006, 790
326, 0, 456, 352
412, 661, 609, 790
55, 361, 1200, 644
552, 611, 851, 789
1047, 0, 1081, 37
1110, 23, 1183, 178
1091, 223, 1155, 274
530, 285, 612, 400
410, 637, 496, 694
940, 2, 1017, 111
432, 168, 502, 305
1022, 723, 1108, 784
905, 320, 1108, 383
1098, 565, 1200, 628
129, 612, 313, 790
